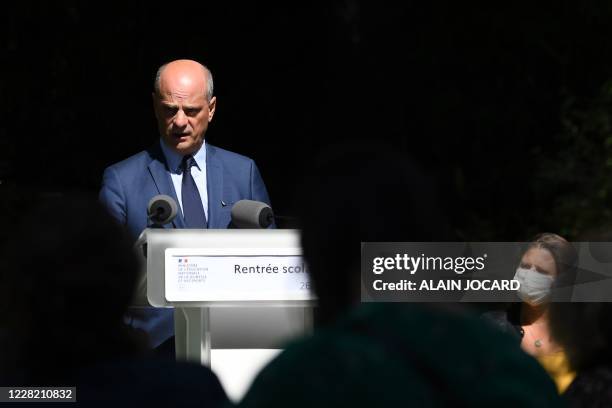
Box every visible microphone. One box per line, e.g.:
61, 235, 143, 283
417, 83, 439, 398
147, 195, 178, 227
231, 200, 274, 229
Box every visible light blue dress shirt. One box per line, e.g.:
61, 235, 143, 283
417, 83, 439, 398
159, 139, 209, 224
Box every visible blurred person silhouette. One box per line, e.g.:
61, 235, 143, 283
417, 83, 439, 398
549, 231, 612, 407
483, 233, 578, 392
551, 302, 612, 407
0, 194, 228, 407
238, 142, 561, 407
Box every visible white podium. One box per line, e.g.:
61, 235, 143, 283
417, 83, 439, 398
136, 229, 315, 400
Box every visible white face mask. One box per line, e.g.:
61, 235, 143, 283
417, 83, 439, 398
513, 267, 554, 306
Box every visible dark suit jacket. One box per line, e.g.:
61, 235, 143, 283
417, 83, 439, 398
99, 141, 272, 347
72, 357, 229, 408
100, 141, 272, 238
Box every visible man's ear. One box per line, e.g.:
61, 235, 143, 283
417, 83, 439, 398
208, 96, 217, 122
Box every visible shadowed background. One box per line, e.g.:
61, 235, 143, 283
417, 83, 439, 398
3, 2, 612, 240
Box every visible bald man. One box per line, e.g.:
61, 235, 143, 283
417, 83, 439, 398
99, 60, 272, 351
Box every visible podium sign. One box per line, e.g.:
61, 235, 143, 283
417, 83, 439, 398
144, 229, 315, 307
165, 248, 311, 302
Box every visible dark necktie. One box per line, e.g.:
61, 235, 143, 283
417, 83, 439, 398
181, 155, 207, 228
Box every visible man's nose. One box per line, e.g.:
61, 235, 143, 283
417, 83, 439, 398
173, 109, 188, 128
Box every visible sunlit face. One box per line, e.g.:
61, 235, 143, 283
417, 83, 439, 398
153, 66, 216, 156
519, 247, 558, 278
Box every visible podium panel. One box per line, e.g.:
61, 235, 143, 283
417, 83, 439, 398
139, 229, 315, 371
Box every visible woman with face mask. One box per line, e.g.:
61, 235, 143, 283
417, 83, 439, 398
483, 233, 577, 393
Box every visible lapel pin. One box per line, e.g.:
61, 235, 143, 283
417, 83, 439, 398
221, 200, 227, 207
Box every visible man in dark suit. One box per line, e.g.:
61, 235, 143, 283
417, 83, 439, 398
99, 59, 272, 351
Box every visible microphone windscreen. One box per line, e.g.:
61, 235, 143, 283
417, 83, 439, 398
231, 200, 273, 229
147, 195, 178, 226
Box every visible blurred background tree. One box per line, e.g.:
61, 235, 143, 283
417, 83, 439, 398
534, 81, 612, 239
